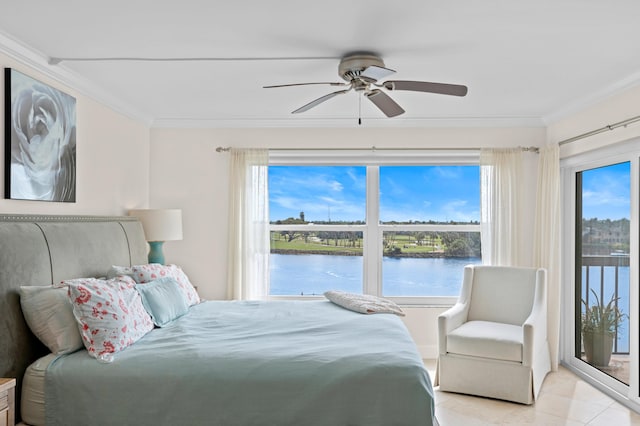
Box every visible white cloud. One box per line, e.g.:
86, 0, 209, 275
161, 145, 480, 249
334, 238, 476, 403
329, 180, 343, 192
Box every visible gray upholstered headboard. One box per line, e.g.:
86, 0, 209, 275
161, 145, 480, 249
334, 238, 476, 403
0, 214, 147, 421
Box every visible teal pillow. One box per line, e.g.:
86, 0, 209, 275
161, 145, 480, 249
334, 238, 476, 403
136, 277, 189, 327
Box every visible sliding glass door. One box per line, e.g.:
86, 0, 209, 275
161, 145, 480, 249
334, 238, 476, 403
575, 162, 630, 384
563, 140, 639, 409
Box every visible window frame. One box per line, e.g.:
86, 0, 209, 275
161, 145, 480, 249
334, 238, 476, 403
268, 149, 481, 306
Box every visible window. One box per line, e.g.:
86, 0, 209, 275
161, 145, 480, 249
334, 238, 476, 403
379, 166, 481, 297
269, 166, 365, 296
268, 152, 481, 303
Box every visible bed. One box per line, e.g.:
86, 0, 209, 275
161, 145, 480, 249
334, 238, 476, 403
0, 214, 437, 426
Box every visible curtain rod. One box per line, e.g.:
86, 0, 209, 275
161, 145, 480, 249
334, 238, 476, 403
215, 146, 540, 153
558, 114, 640, 146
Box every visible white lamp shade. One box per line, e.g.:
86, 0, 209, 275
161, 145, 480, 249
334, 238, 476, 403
129, 209, 183, 242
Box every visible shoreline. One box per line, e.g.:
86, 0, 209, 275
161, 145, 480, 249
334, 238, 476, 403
270, 249, 479, 259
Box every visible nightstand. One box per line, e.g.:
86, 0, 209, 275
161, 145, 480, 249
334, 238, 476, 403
0, 378, 15, 426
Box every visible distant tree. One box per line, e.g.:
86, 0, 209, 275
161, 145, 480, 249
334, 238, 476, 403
446, 239, 471, 257
385, 246, 402, 256
282, 231, 301, 243
440, 232, 481, 257
278, 217, 305, 225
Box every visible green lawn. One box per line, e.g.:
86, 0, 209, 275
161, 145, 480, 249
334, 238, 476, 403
270, 232, 442, 254
271, 239, 362, 253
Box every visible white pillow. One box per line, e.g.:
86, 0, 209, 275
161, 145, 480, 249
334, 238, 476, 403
19, 286, 84, 354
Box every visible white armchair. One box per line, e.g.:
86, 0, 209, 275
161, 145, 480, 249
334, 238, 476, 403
435, 265, 551, 404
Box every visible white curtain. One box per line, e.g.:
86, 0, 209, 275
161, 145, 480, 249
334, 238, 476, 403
533, 144, 561, 371
226, 148, 270, 300
480, 148, 524, 266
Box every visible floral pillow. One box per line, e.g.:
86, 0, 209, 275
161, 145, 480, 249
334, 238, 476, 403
131, 264, 200, 307
106, 265, 135, 280
64, 276, 154, 359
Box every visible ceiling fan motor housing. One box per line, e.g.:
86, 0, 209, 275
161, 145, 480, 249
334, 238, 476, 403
338, 54, 386, 82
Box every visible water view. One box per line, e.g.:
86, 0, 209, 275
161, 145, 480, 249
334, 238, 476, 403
270, 254, 482, 297
582, 264, 630, 353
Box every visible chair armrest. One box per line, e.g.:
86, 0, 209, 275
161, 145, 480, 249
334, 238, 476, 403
437, 303, 468, 355
522, 269, 548, 367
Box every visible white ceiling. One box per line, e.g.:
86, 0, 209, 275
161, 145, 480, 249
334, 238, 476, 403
1, 0, 639, 128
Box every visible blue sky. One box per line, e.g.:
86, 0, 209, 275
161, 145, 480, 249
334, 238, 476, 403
269, 162, 631, 223
269, 166, 480, 223
581, 162, 630, 220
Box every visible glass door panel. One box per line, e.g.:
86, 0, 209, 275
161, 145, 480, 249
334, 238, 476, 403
575, 162, 631, 385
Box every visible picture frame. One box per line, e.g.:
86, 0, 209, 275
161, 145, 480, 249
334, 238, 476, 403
4, 68, 76, 202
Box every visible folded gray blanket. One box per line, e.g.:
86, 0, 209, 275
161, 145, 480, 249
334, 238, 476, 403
324, 290, 405, 316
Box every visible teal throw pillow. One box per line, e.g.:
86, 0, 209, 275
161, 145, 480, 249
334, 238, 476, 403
136, 277, 189, 327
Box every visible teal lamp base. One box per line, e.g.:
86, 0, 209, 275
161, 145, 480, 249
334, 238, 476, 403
147, 241, 166, 265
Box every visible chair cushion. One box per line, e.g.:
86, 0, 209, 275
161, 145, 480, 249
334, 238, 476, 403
467, 266, 537, 325
447, 320, 523, 362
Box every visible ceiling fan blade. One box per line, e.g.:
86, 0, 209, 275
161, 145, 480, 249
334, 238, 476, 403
360, 65, 396, 82
292, 89, 350, 114
264, 82, 347, 89
365, 89, 405, 117
383, 80, 468, 97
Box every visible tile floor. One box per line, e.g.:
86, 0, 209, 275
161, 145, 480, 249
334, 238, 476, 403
424, 360, 640, 425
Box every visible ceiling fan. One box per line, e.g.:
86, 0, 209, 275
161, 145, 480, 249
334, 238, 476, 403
264, 52, 468, 118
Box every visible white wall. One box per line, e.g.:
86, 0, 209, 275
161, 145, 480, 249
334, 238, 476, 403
402, 306, 450, 358
0, 53, 150, 215
548, 84, 640, 156
150, 126, 545, 354
149, 128, 228, 297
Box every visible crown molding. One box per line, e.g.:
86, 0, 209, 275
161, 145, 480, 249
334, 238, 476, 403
0, 30, 153, 126
152, 115, 545, 129
543, 71, 640, 125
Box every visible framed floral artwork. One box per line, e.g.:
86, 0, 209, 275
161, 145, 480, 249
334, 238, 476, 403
4, 68, 76, 202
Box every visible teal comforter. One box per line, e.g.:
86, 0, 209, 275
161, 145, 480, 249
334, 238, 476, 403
46, 300, 436, 426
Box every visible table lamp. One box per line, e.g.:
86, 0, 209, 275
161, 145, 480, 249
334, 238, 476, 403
129, 209, 183, 264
